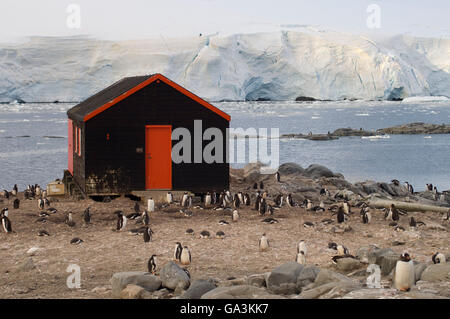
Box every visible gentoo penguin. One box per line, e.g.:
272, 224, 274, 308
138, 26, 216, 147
181, 192, 188, 207
385, 204, 400, 221
275, 171, 281, 182
259, 181, 264, 189
38, 230, 50, 236
185, 228, 195, 236
116, 211, 127, 231
134, 202, 140, 213
147, 198, 155, 212
147, 255, 157, 274
44, 198, 50, 207
1, 215, 12, 233
254, 194, 262, 211
12, 184, 18, 196
426, 183, 433, 191
180, 209, 193, 218
13, 198, 20, 209
233, 194, 240, 208
70, 237, 83, 245
142, 210, 150, 226
127, 212, 140, 220
35, 185, 41, 197
274, 194, 283, 207
218, 220, 229, 225
253, 182, 258, 189
259, 233, 270, 251
244, 193, 251, 206
143, 226, 153, 242
361, 207, 371, 224
334, 244, 349, 256
173, 242, 183, 261
394, 225, 405, 232
336, 206, 346, 223
296, 251, 306, 265
180, 246, 191, 265
267, 204, 274, 215
303, 221, 314, 228
237, 192, 244, 204
261, 217, 278, 224
409, 217, 426, 227
342, 201, 351, 215
432, 252, 446, 264
391, 179, 400, 186
38, 198, 44, 210
297, 240, 307, 255
394, 252, 415, 292
200, 230, 211, 239
2, 190, 9, 199
205, 192, 211, 206
65, 212, 76, 227
232, 210, 239, 222
287, 194, 294, 207
404, 182, 414, 194
259, 198, 267, 215
216, 231, 225, 239
83, 207, 91, 224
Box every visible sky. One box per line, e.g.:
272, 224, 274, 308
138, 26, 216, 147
0, 0, 448, 42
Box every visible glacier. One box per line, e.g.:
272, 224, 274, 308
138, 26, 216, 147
0, 29, 449, 103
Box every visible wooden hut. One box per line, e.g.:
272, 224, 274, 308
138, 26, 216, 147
66, 73, 230, 196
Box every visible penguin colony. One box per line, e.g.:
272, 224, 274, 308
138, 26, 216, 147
0, 176, 447, 293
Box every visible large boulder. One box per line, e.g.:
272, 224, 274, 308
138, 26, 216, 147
304, 164, 336, 179
267, 262, 304, 295
414, 263, 428, 283
335, 258, 362, 272
296, 265, 321, 291
201, 285, 285, 299
312, 269, 352, 288
420, 263, 450, 282
416, 280, 450, 297
297, 281, 360, 299
246, 274, 268, 288
120, 284, 148, 299
366, 248, 399, 276
277, 163, 305, 175
160, 261, 191, 290
181, 279, 216, 299
111, 271, 162, 298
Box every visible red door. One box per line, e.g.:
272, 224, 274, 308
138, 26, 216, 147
145, 125, 172, 189
68, 119, 73, 175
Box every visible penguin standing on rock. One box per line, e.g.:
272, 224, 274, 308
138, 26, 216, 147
297, 240, 307, 256
432, 252, 446, 264
166, 192, 173, 204
296, 251, 306, 264
180, 246, 191, 265
205, 192, 211, 206
361, 207, 371, 224
142, 210, 150, 226
147, 198, 155, 212
394, 252, 415, 292
147, 255, 157, 274
13, 198, 20, 209
385, 204, 400, 221
275, 172, 281, 182
259, 233, 270, 251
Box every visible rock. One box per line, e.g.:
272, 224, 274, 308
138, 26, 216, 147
243, 162, 264, 182
26, 247, 42, 256
420, 263, 450, 282
414, 263, 428, 283
416, 280, 450, 297
110, 271, 162, 298
246, 274, 267, 288
296, 265, 321, 290
342, 287, 446, 299
304, 164, 336, 179
217, 277, 248, 287
367, 248, 399, 276
267, 262, 304, 294
181, 279, 216, 299
17, 258, 36, 272
312, 269, 352, 288
201, 285, 285, 299
297, 281, 360, 299
160, 261, 191, 290
147, 288, 170, 299
277, 163, 305, 175
120, 284, 146, 299
91, 286, 109, 294
335, 258, 362, 272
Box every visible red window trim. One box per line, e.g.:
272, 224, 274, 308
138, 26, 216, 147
78, 127, 81, 156
74, 125, 78, 154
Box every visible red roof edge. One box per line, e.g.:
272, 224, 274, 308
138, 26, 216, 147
83, 73, 231, 122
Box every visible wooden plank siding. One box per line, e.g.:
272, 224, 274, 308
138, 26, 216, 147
80, 80, 229, 194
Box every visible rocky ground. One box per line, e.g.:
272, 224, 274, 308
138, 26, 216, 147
0, 162, 449, 299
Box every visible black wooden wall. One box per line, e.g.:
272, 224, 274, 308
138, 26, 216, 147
81, 80, 229, 194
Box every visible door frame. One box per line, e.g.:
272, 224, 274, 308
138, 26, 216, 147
145, 125, 172, 190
